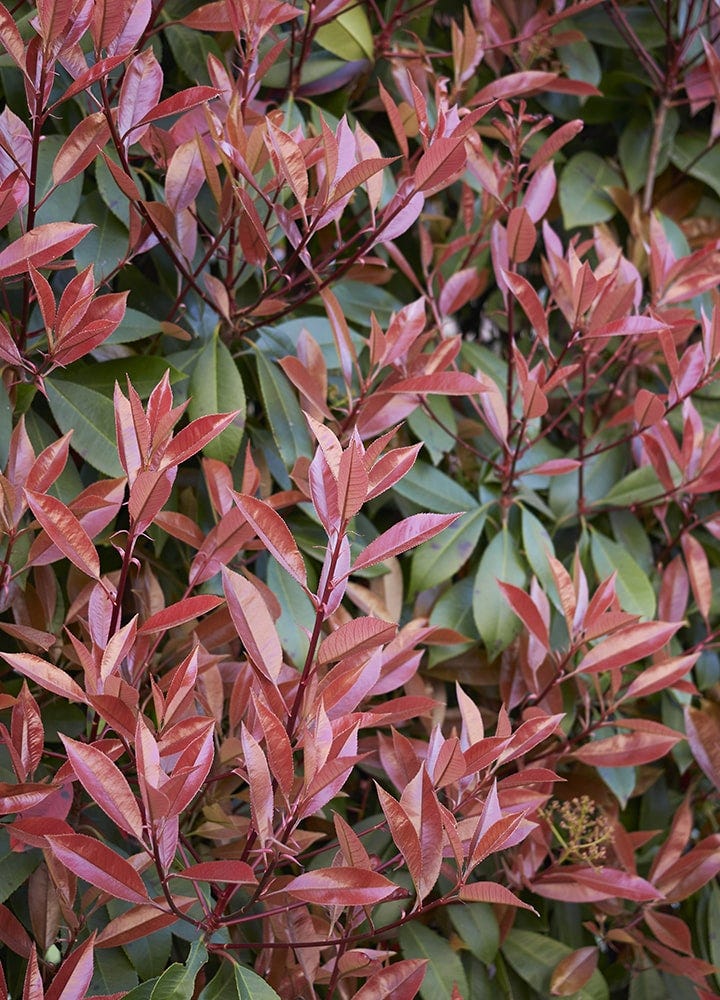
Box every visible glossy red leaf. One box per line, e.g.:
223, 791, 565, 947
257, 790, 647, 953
95, 898, 195, 949
572, 621, 680, 676
0, 902, 32, 958
46, 834, 148, 903
240, 724, 274, 847
550, 947, 598, 996
61, 736, 144, 842
52, 113, 110, 185
354, 960, 427, 1000
135, 86, 220, 128
620, 653, 698, 703
172, 861, 257, 884
681, 532, 712, 624
386, 373, 489, 395
415, 136, 467, 195
685, 702, 720, 792
230, 492, 307, 586
506, 206, 536, 263
45, 933, 95, 1000
503, 269, 549, 347
351, 513, 462, 572
162, 411, 239, 468
0, 223, 93, 278
498, 581, 549, 649
137, 595, 223, 635
117, 49, 163, 144
285, 867, 400, 906
1, 653, 86, 704
571, 723, 682, 767
22, 946, 42, 1000
439, 267, 484, 316
223, 567, 283, 681
25, 491, 99, 578
459, 881, 538, 912
317, 618, 397, 665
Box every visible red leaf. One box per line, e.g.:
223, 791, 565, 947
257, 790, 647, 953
685, 702, 720, 792
0, 223, 93, 278
351, 513, 462, 572
46, 834, 148, 903
0, 781, 58, 813
415, 137, 467, 195
172, 861, 257, 884
135, 86, 220, 128
498, 582, 549, 648
439, 267, 484, 317
506, 207, 536, 263
503, 270, 549, 348
26, 490, 99, 578
52, 113, 110, 185
472, 70, 560, 104
681, 532, 712, 624
386, 373, 489, 395
572, 621, 680, 676
240, 724, 274, 847
162, 412, 240, 468
0, 902, 31, 958
22, 947, 42, 1000
45, 933, 96, 1000
317, 618, 397, 665
222, 567, 283, 681
230, 492, 307, 587
285, 867, 401, 905
550, 947, 598, 997
117, 49, 163, 145
571, 726, 682, 767
96, 898, 195, 949
61, 737, 144, 842
354, 960, 427, 1000
621, 653, 698, 703
137, 595, 223, 635
459, 881, 538, 912
1, 652, 86, 704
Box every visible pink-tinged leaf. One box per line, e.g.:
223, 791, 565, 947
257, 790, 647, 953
415, 137, 467, 195
52, 113, 110, 186
572, 866, 662, 902
253, 695, 294, 796
159, 720, 214, 817
0, 902, 31, 958
266, 122, 308, 210
26, 490, 99, 579
46, 834, 148, 903
222, 567, 283, 682
354, 960, 427, 1000
137, 595, 223, 635
523, 162, 556, 223
528, 120, 584, 173
351, 513, 462, 572
373, 189, 424, 246
230, 492, 307, 586
644, 910, 693, 956
386, 373, 489, 395
117, 49, 163, 145
331, 156, 396, 202
96, 898, 195, 949
685, 702, 720, 792
317, 618, 397, 665
0, 782, 58, 813
285, 867, 401, 906
320, 287, 358, 390
503, 269, 549, 348
25, 434, 71, 495
240, 724, 274, 848
1, 653, 86, 704
22, 947, 42, 1000
472, 70, 559, 104
681, 532, 712, 624
135, 86, 220, 129
366, 443, 422, 501
585, 316, 669, 339
633, 388, 665, 428
337, 437, 369, 521
572, 621, 681, 676
405, 768, 444, 901
459, 881, 538, 912
11, 681, 44, 781
550, 947, 598, 997
0, 223, 93, 278
0, 4, 26, 74
162, 412, 239, 468
45, 933, 95, 1000
376, 784, 422, 889
439, 267, 484, 316
60, 737, 144, 842
172, 860, 257, 884
621, 653, 698, 703
506, 207, 536, 263
525, 458, 580, 476
571, 726, 683, 767
498, 582, 549, 648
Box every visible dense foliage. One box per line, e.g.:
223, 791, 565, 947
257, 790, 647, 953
1, 0, 720, 997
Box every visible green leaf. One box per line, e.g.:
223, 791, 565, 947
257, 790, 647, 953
24, 409, 83, 501
45, 376, 123, 477
597, 764, 636, 809
428, 578, 479, 667
411, 506, 487, 594
473, 529, 526, 659
596, 464, 668, 507
393, 462, 476, 515
707, 883, 720, 992
559, 152, 623, 228
73, 191, 129, 281
255, 347, 312, 468
107, 307, 163, 345
609, 510, 653, 574
188, 330, 246, 464
449, 903, 499, 964
165, 24, 221, 85
198, 962, 239, 1000
119, 985, 156, 1000
150, 939, 207, 1000
670, 132, 720, 199
234, 965, 282, 999
628, 967, 665, 1000
619, 109, 678, 194
267, 558, 315, 667
398, 921, 468, 1000
332, 282, 401, 327
95, 152, 144, 226
90, 947, 139, 996
35, 135, 84, 225
315, 5, 374, 61
407, 394, 457, 465
0, 830, 40, 902
122, 921, 173, 981
71, 357, 182, 399
521, 506, 556, 596
590, 529, 656, 618
503, 930, 608, 1000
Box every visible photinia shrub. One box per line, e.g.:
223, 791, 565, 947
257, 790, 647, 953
1, 0, 720, 997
